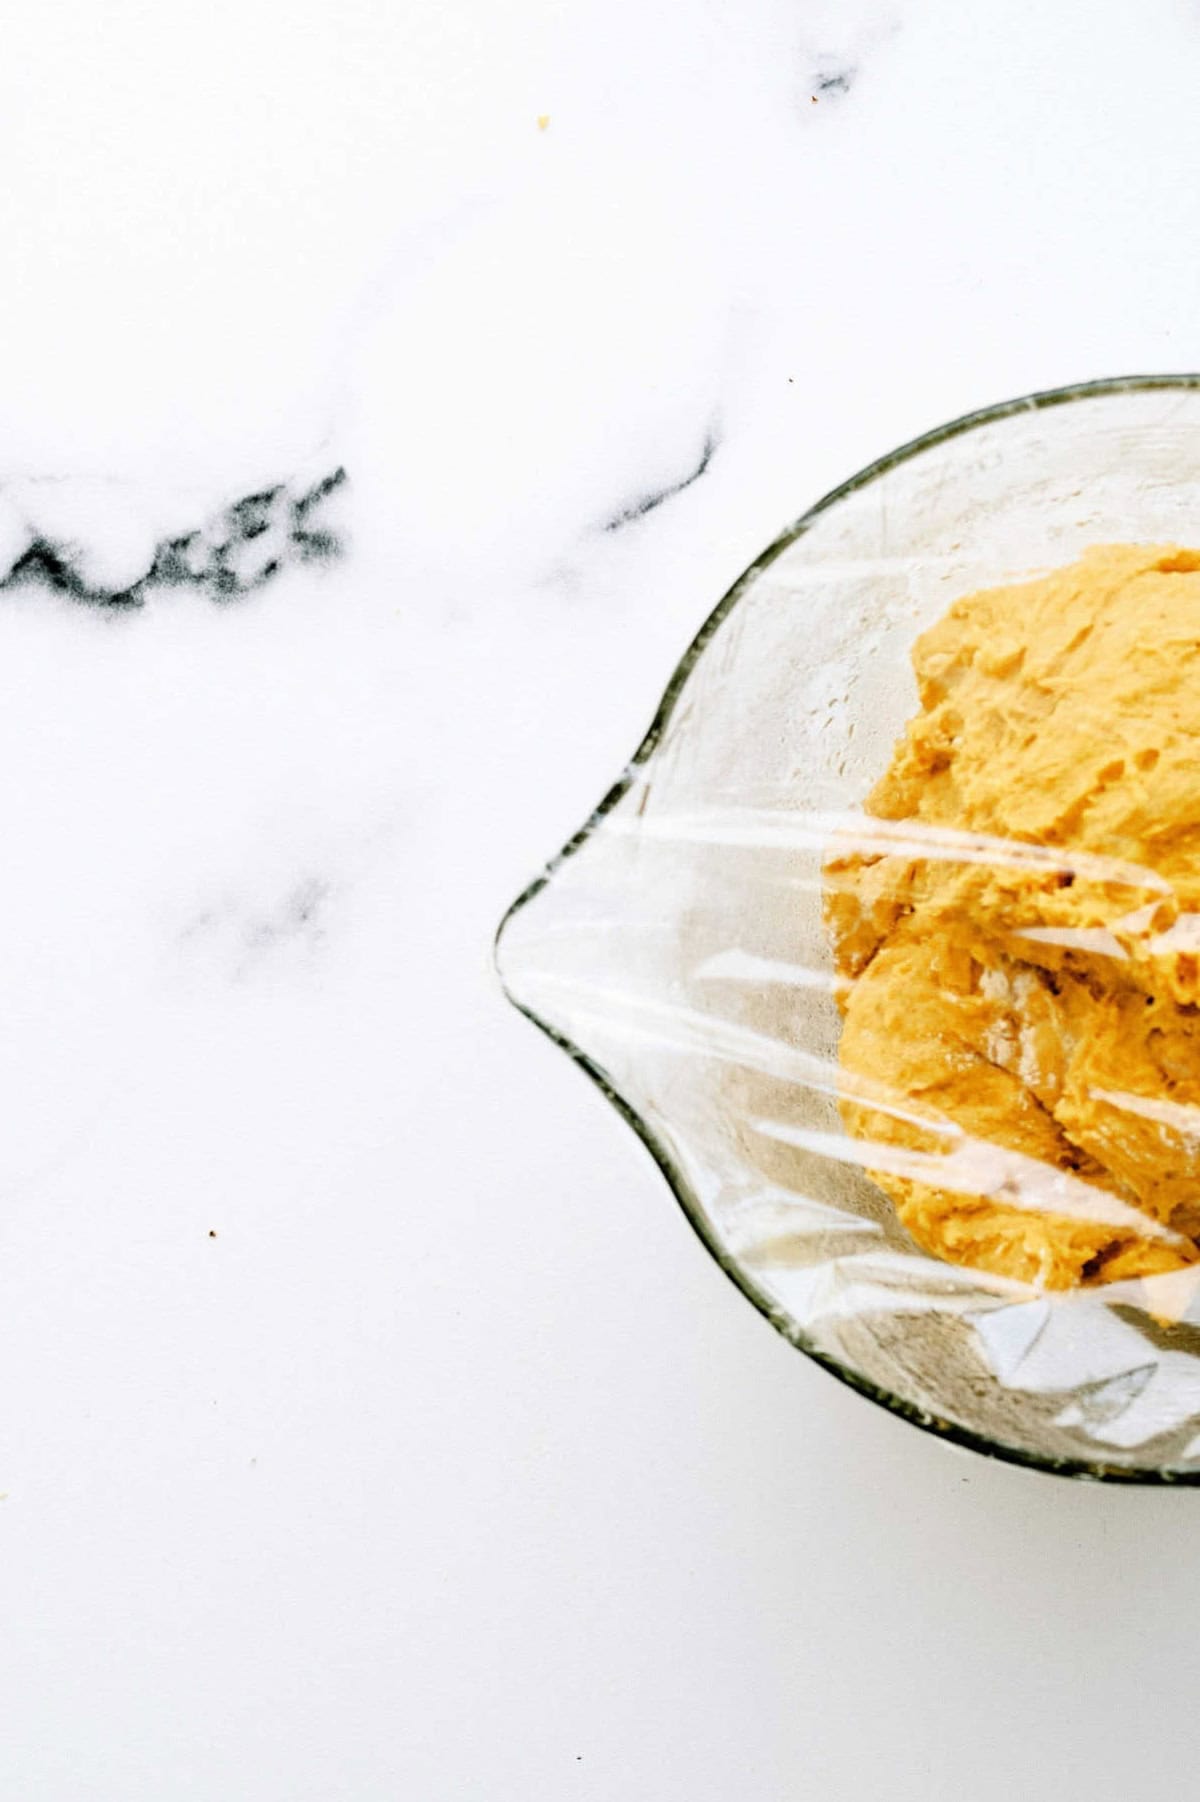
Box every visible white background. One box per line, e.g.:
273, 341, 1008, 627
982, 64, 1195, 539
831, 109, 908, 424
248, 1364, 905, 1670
3, 1, 1200, 1796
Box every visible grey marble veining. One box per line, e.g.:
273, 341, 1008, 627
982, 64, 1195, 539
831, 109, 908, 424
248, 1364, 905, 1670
0, 466, 346, 606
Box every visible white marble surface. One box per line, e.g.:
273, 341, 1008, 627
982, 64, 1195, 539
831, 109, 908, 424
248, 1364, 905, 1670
7, 2, 1200, 1796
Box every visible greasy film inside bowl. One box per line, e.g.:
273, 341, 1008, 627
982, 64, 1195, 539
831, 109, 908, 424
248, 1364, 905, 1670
499, 384, 1200, 1474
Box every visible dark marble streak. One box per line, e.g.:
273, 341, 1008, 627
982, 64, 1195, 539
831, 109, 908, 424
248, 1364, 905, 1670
602, 430, 719, 533
1, 467, 347, 608
812, 64, 855, 98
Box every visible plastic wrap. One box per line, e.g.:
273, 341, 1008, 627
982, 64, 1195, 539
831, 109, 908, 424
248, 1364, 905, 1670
496, 377, 1200, 1480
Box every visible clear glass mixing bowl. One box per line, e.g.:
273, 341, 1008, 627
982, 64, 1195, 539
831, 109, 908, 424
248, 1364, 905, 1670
496, 375, 1200, 1482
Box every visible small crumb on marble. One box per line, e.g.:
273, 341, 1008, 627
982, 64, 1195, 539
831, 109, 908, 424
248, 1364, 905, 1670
537, 113, 550, 130
208, 1229, 217, 1238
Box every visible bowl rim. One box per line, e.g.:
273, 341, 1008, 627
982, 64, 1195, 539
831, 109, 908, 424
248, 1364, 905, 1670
496, 371, 1200, 1486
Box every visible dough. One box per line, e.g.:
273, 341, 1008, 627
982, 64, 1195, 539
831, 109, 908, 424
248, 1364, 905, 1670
825, 544, 1200, 1288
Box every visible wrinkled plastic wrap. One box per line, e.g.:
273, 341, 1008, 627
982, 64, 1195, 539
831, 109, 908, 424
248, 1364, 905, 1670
497, 379, 1200, 1479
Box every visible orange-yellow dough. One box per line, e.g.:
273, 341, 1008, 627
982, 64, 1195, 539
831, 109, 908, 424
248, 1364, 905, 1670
825, 544, 1200, 1289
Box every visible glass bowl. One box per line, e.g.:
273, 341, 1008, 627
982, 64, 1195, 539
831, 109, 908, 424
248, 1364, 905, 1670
496, 375, 1200, 1483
